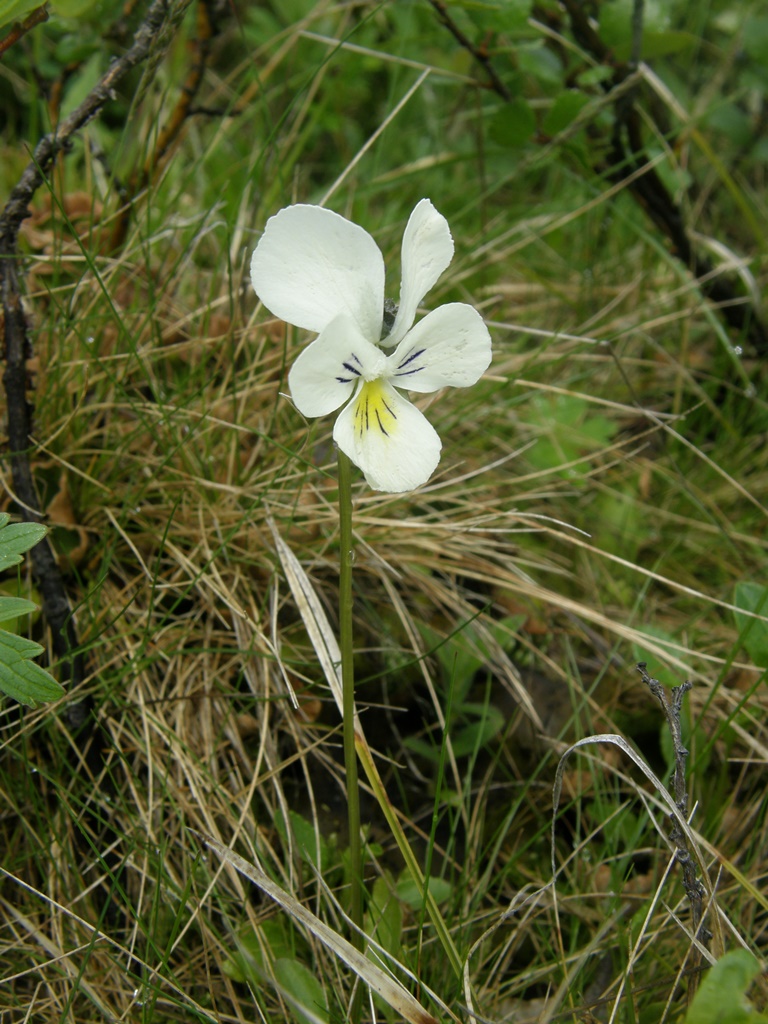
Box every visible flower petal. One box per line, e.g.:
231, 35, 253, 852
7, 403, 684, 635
384, 199, 454, 348
251, 205, 385, 338
333, 380, 442, 492
288, 315, 386, 418
386, 303, 492, 394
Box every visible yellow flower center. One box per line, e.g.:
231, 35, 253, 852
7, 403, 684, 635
352, 379, 397, 439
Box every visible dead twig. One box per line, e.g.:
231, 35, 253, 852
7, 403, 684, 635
637, 662, 709, 1001
426, 0, 511, 100
1, 0, 192, 692
0, 3, 49, 58
109, 0, 217, 250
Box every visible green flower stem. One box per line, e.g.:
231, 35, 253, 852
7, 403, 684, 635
353, 732, 464, 980
337, 451, 364, 960
337, 450, 463, 989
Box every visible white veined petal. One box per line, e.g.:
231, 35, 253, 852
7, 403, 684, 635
251, 205, 385, 338
333, 380, 442, 492
387, 303, 492, 394
288, 316, 384, 418
384, 199, 454, 349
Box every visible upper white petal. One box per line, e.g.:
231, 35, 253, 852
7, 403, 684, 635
384, 199, 454, 348
288, 315, 385, 418
333, 381, 442, 492
251, 205, 385, 338
386, 303, 492, 394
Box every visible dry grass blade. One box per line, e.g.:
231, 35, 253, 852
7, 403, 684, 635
268, 514, 345, 716
197, 832, 444, 1024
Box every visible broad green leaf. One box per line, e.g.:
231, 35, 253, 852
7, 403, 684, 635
0, 597, 38, 624
631, 625, 680, 672
462, 0, 531, 33
742, 16, 768, 65
276, 809, 330, 872
638, 30, 695, 59
223, 919, 291, 983
490, 99, 535, 149
396, 874, 452, 910
0, 516, 47, 573
517, 43, 563, 86
542, 91, 591, 136
704, 103, 753, 148
0, 0, 42, 31
450, 704, 505, 757
684, 950, 768, 1024
0, 628, 65, 707
273, 957, 329, 1024
366, 874, 403, 961
733, 582, 768, 667
420, 621, 486, 703
576, 64, 614, 87
525, 394, 616, 476
59, 50, 103, 120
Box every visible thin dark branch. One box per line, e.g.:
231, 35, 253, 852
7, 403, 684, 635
109, 0, 215, 250
1, 0, 192, 690
426, 0, 511, 100
0, 3, 49, 58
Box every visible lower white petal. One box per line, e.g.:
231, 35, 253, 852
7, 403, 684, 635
333, 381, 442, 492
288, 315, 385, 418
387, 303, 492, 393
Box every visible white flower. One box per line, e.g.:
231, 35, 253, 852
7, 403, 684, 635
250, 199, 492, 492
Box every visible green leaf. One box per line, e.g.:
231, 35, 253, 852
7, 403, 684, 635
0, 516, 47, 573
742, 16, 768, 65
525, 394, 616, 476
733, 582, 768, 667
366, 874, 403, 960
275, 809, 331, 872
224, 919, 291, 983
273, 957, 329, 1024
450, 704, 505, 756
396, 874, 452, 910
0, 0, 42, 32
489, 98, 535, 149
0, 597, 38, 624
542, 91, 591, 136
684, 950, 768, 1024
631, 625, 680, 672
704, 103, 753, 148
517, 43, 563, 86
420, 621, 486, 703
0, 628, 65, 707
460, 0, 532, 33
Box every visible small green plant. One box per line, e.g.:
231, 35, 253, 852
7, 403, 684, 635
684, 951, 768, 1024
0, 513, 64, 707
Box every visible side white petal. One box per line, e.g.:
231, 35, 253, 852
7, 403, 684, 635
251, 205, 385, 339
387, 303, 492, 394
288, 316, 384, 418
333, 381, 442, 493
384, 199, 454, 348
